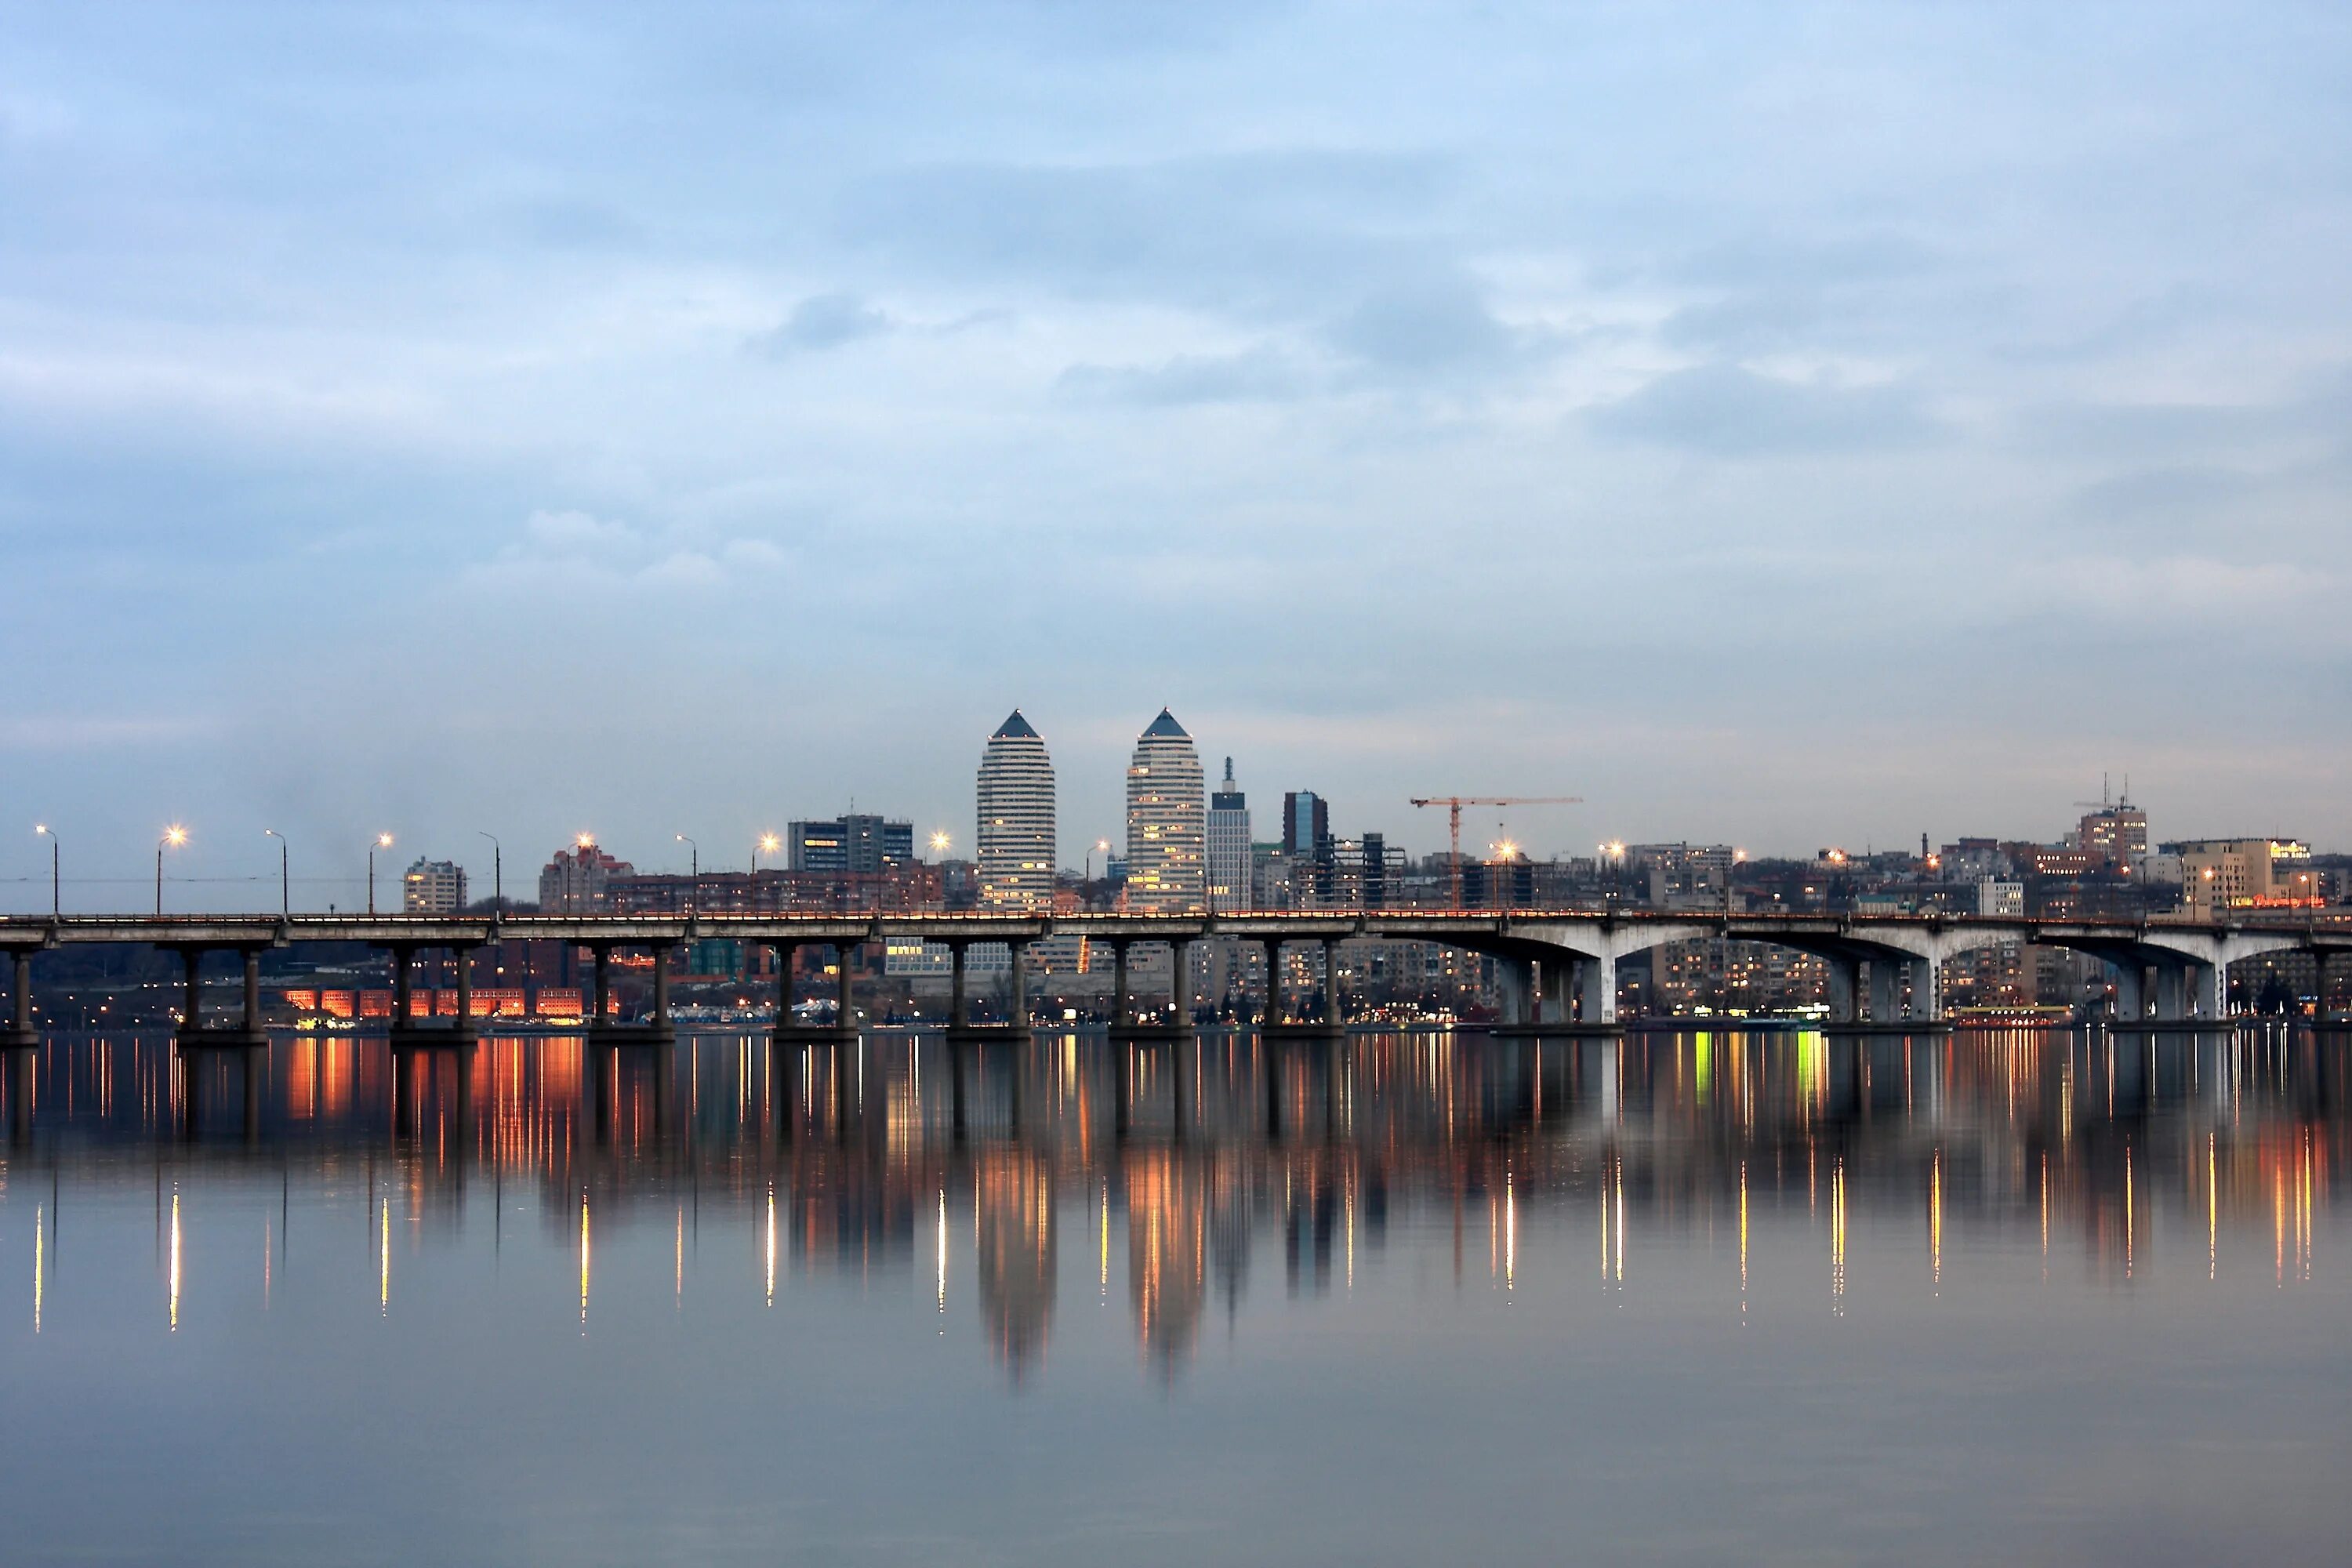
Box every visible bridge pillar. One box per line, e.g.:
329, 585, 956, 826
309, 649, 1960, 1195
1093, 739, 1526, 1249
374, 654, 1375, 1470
1494, 956, 1530, 1028
835, 941, 857, 1032
1009, 942, 1031, 1036
1576, 954, 1617, 1025
2154, 964, 2187, 1022
7, 951, 32, 1045
1110, 939, 1132, 1029
1824, 956, 1858, 1025
1263, 941, 1282, 1027
2112, 960, 2144, 1022
1540, 958, 1572, 1026
948, 941, 968, 1029
1907, 956, 1942, 1022
241, 949, 262, 1036
1173, 940, 1192, 1029
2193, 960, 2226, 1020
589, 944, 611, 1032
771, 942, 798, 1033
651, 942, 674, 1033
1321, 940, 1341, 1029
1868, 960, 1899, 1025
453, 946, 476, 1037
180, 947, 205, 1033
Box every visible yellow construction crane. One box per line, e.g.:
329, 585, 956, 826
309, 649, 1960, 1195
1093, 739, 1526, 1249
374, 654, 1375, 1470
1409, 796, 1584, 909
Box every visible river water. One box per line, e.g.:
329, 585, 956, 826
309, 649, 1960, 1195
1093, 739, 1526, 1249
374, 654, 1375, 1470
0, 1028, 2344, 1566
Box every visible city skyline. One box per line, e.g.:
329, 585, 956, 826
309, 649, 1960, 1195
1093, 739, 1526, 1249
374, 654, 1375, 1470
3, 5, 2347, 883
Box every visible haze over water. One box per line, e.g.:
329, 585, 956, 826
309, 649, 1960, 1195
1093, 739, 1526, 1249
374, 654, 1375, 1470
0, 1028, 2344, 1566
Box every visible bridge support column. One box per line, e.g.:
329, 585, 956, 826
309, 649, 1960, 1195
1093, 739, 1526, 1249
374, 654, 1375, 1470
180, 948, 205, 1034
771, 943, 799, 1034
1110, 940, 1132, 1029
1824, 956, 1858, 1025
7, 951, 34, 1046
1263, 942, 1282, 1027
1577, 954, 1617, 1025
2154, 964, 2187, 1022
835, 942, 857, 1033
2112, 961, 2144, 1022
1321, 940, 1341, 1029
589, 944, 611, 1033
1172, 941, 1192, 1029
651, 942, 674, 1036
453, 947, 475, 1037
1907, 956, 1941, 1023
1868, 960, 1898, 1025
2193, 960, 2226, 1021
1010, 942, 1030, 1036
948, 942, 968, 1029
1537, 959, 1568, 1026
1494, 956, 1530, 1028
241, 949, 263, 1039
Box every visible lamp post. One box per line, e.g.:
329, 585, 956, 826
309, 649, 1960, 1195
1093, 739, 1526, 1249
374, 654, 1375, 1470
368, 833, 393, 916
675, 833, 699, 913
263, 829, 289, 916
156, 826, 187, 916
34, 825, 58, 918
754, 832, 780, 873
477, 832, 501, 912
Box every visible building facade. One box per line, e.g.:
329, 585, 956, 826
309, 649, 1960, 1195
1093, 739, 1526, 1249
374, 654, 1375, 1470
401, 858, 467, 914
1207, 757, 1252, 912
978, 710, 1057, 912
535, 843, 633, 913
1126, 710, 1207, 913
788, 814, 914, 875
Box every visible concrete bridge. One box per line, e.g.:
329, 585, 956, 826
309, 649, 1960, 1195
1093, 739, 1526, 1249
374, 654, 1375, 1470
1, 909, 2344, 1047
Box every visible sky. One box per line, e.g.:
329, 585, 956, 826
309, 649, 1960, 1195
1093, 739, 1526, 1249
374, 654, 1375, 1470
2, 1, 2347, 909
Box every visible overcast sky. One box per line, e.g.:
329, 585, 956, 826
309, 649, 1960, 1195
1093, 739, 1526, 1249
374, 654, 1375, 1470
2, 2, 2347, 908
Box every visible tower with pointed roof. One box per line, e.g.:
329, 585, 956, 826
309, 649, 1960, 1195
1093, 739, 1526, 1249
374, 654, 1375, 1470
1125, 709, 1207, 913
978, 710, 1056, 911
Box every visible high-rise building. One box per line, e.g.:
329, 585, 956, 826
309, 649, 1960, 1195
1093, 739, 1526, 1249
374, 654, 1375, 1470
978, 710, 1056, 911
1283, 789, 1335, 905
1207, 756, 1252, 912
2077, 802, 2150, 869
1126, 710, 1207, 913
536, 843, 633, 913
401, 858, 467, 914
788, 814, 913, 874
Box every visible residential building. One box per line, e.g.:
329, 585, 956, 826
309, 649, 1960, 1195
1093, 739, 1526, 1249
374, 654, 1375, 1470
401, 858, 467, 915
1125, 709, 1206, 913
536, 843, 633, 913
978, 710, 1057, 912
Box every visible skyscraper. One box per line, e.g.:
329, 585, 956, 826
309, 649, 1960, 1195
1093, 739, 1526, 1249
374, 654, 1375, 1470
1207, 756, 1252, 912
1126, 709, 1206, 912
977, 710, 1056, 911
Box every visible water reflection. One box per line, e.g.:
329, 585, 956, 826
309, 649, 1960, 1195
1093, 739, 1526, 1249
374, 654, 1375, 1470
1, 1028, 2345, 1381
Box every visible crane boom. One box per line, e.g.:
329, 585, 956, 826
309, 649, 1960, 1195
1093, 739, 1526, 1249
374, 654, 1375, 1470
1409, 795, 1584, 909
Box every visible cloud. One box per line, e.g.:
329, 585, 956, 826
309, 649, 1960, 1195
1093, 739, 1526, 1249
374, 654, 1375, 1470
1588, 365, 1936, 456
466, 510, 792, 595
1056, 345, 1308, 406
1326, 275, 1522, 374
752, 292, 895, 357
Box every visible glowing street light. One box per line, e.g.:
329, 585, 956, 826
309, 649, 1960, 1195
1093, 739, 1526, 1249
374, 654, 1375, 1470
929, 830, 952, 856
156, 826, 187, 916
368, 833, 394, 916
754, 833, 781, 873
674, 833, 699, 877
34, 825, 58, 918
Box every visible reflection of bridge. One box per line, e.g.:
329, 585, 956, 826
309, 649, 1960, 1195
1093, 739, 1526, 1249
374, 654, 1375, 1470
2, 910, 2346, 1047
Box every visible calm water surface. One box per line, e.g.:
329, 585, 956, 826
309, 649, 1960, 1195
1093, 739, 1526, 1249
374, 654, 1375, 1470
0, 1028, 2346, 1566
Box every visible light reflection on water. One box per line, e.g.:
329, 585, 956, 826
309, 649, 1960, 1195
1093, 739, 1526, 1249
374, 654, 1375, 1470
0, 1026, 2346, 1566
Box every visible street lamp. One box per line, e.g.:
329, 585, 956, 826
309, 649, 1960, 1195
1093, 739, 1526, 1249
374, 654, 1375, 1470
34, 825, 58, 918
368, 833, 394, 916
156, 826, 187, 916
675, 833, 699, 877
477, 832, 501, 912
929, 830, 951, 857
263, 829, 289, 916
754, 832, 780, 873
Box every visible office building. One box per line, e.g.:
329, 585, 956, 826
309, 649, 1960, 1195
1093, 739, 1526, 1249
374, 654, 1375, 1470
1126, 709, 1206, 912
788, 814, 914, 875
1207, 757, 1252, 911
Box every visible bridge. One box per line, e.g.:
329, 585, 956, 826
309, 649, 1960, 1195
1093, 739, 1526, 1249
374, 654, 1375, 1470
2, 909, 2344, 1048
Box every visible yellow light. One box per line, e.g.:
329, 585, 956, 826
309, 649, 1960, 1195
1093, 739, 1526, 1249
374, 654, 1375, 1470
165, 826, 188, 847
575, 832, 595, 850
759, 833, 781, 854
930, 831, 952, 854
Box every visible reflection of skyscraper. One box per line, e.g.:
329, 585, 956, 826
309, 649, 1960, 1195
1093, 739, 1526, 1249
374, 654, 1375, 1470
1126, 1149, 1207, 1378
978, 711, 1056, 911
976, 1149, 1057, 1383
1207, 757, 1252, 912
1126, 710, 1205, 913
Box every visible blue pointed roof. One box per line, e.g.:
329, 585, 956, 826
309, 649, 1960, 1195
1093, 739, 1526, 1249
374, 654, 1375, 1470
993, 709, 1039, 740
1141, 708, 1189, 740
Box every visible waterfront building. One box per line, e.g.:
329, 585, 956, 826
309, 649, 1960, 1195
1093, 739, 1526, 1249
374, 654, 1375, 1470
1125, 710, 1206, 913
535, 843, 633, 913
2169, 837, 2315, 913
1207, 757, 1251, 911
978, 710, 1056, 912
401, 858, 467, 914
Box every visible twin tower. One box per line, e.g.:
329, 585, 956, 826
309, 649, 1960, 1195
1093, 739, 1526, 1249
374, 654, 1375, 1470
977, 709, 1207, 914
